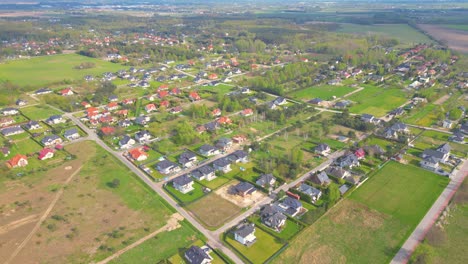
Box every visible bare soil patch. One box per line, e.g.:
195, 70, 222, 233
418, 24, 468, 53
186, 193, 242, 228
215, 180, 265, 208
433, 94, 450, 105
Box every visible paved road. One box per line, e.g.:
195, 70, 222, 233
391, 159, 468, 264
407, 124, 454, 135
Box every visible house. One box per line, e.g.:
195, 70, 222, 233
135, 130, 152, 143
278, 197, 303, 217
216, 116, 232, 126
216, 137, 233, 151
204, 121, 219, 132
60, 87, 74, 96
339, 184, 350, 195
119, 135, 136, 149
334, 101, 350, 109
184, 245, 212, 264
335, 153, 360, 168
460, 122, 468, 135
354, 148, 366, 160
211, 108, 221, 117
191, 165, 216, 181
208, 73, 218, 80
449, 131, 465, 143
0, 117, 14, 127
64, 128, 80, 140
420, 156, 440, 171
135, 116, 150, 126
234, 182, 257, 197
116, 109, 129, 117
38, 148, 54, 160
6, 154, 28, 168
232, 135, 247, 144
46, 115, 65, 125
325, 166, 350, 179
260, 205, 287, 231
310, 171, 331, 186
158, 90, 169, 99
314, 143, 331, 156
41, 135, 63, 146
1, 126, 25, 136
160, 100, 170, 108
298, 183, 322, 203
106, 102, 119, 111
241, 108, 253, 117
273, 97, 287, 105
100, 126, 116, 136
256, 174, 276, 188
170, 106, 183, 114
442, 119, 453, 129
16, 99, 27, 106
0, 147, 10, 157
389, 107, 405, 117
156, 159, 180, 175
199, 144, 219, 156
213, 158, 231, 173
1, 107, 19, 116
35, 88, 52, 95
189, 91, 201, 101
172, 174, 194, 194
179, 151, 198, 168
128, 148, 148, 161
108, 95, 119, 102
309, 98, 323, 105
81, 101, 91, 108
233, 223, 256, 246
361, 114, 380, 125
227, 150, 248, 163
145, 103, 157, 113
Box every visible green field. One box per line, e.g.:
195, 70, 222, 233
288, 85, 355, 101
20, 104, 63, 120
0, 54, 125, 87
226, 227, 284, 264
404, 104, 439, 127
348, 85, 407, 116
164, 181, 206, 204
337, 24, 434, 45
273, 161, 448, 264
201, 83, 235, 94
250, 216, 303, 241
110, 221, 202, 264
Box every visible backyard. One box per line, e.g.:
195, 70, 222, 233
347, 85, 407, 116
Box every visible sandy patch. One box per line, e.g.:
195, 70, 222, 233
215, 181, 265, 208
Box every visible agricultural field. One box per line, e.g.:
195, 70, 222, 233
273, 162, 448, 264
288, 85, 355, 101
418, 24, 468, 53
225, 227, 284, 264
337, 24, 434, 46
186, 193, 242, 229
0, 54, 126, 87
347, 85, 407, 116
0, 141, 177, 263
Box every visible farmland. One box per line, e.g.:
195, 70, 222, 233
418, 24, 468, 53
273, 162, 448, 264
347, 85, 407, 116
288, 85, 355, 101
0, 54, 125, 87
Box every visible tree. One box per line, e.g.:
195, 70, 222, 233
325, 184, 340, 207
291, 146, 303, 166
107, 178, 120, 188
172, 121, 199, 145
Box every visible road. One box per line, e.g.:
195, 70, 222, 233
391, 159, 468, 264
407, 123, 454, 135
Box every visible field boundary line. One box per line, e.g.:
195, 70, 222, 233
5, 165, 83, 264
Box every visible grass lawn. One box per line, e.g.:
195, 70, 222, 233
0, 137, 43, 162
20, 105, 63, 120
226, 227, 284, 264
187, 193, 242, 229
404, 104, 439, 127
109, 221, 201, 264
364, 136, 394, 150
288, 85, 355, 101
415, 135, 468, 158
0, 54, 126, 88
199, 176, 231, 190
350, 161, 448, 225
200, 83, 235, 94
164, 181, 206, 204
347, 85, 407, 116
251, 216, 303, 241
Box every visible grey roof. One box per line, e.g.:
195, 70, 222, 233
41, 134, 60, 143
274, 97, 286, 105
25, 120, 40, 129
315, 143, 330, 152
264, 212, 287, 228
1, 126, 24, 135
311, 171, 331, 185
309, 98, 323, 104
64, 128, 79, 137
282, 197, 302, 209
173, 174, 193, 186
1, 107, 19, 113
390, 122, 408, 131
437, 143, 451, 154
298, 183, 321, 197
217, 137, 232, 146
228, 150, 248, 161
234, 224, 255, 238
47, 115, 62, 121
260, 204, 281, 219
339, 184, 349, 195
213, 158, 231, 168
35, 88, 52, 94
204, 121, 219, 131
135, 130, 150, 138
156, 159, 178, 170
235, 182, 255, 193
326, 166, 349, 178
256, 173, 275, 186
191, 165, 215, 178
423, 155, 439, 165
199, 144, 216, 153
119, 135, 132, 145
185, 245, 210, 264
361, 114, 374, 121
422, 149, 446, 160
335, 153, 359, 168
180, 151, 196, 160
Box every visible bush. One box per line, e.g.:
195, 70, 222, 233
107, 178, 120, 188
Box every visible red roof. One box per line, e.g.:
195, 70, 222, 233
171, 88, 181, 95
159, 84, 169, 90
160, 100, 170, 108
217, 116, 232, 125
355, 148, 366, 159
116, 109, 128, 116
81, 101, 91, 108
61, 88, 73, 95
158, 90, 169, 98
208, 73, 218, 80
38, 148, 54, 160
242, 108, 253, 116
87, 107, 99, 114
100, 126, 115, 136
7, 154, 28, 168
212, 108, 221, 116
129, 148, 148, 160
145, 103, 157, 111
189, 92, 201, 100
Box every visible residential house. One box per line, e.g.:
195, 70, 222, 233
100, 126, 116, 136
260, 205, 287, 231
41, 135, 63, 146
335, 153, 360, 168
442, 119, 453, 129
64, 128, 80, 140
1, 147, 10, 157
172, 174, 194, 194
0, 117, 14, 127
310, 171, 331, 186
234, 182, 257, 197
233, 224, 256, 246
421, 143, 451, 164
16, 99, 27, 106
160, 100, 170, 108
170, 106, 183, 114
135, 130, 152, 143
119, 135, 136, 149
298, 183, 322, 203
211, 108, 221, 117
256, 174, 276, 188
46, 115, 65, 125
354, 148, 366, 160
6, 154, 28, 168
314, 143, 331, 156
184, 246, 212, 264
134, 116, 150, 126
1, 107, 19, 116
309, 98, 324, 106
191, 165, 216, 181
449, 131, 465, 143
361, 114, 381, 125
60, 87, 74, 96
38, 148, 54, 160
145, 103, 157, 113
326, 166, 350, 179
156, 159, 180, 175
179, 151, 198, 168
339, 184, 350, 196
213, 158, 231, 173
189, 92, 201, 101
106, 102, 119, 111
241, 108, 253, 117
118, 119, 132, 128
108, 95, 119, 102
204, 122, 219, 132
1, 126, 24, 136
460, 122, 468, 135
216, 116, 232, 126
420, 156, 440, 171
273, 97, 287, 106
116, 109, 129, 117
278, 197, 303, 217
35, 88, 52, 95
227, 150, 248, 163
81, 101, 91, 108
216, 137, 233, 151
232, 135, 247, 144
128, 148, 148, 161
199, 144, 219, 156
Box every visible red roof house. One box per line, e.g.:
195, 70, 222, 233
81, 101, 91, 108
354, 148, 366, 160
106, 102, 119, 111
100, 126, 116, 136
128, 148, 148, 161
241, 108, 253, 117
158, 90, 169, 98
145, 103, 157, 113
61, 87, 74, 96
38, 148, 54, 160
189, 92, 201, 101
160, 100, 170, 108
6, 154, 28, 168
217, 116, 232, 125
208, 73, 218, 80
211, 108, 221, 117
